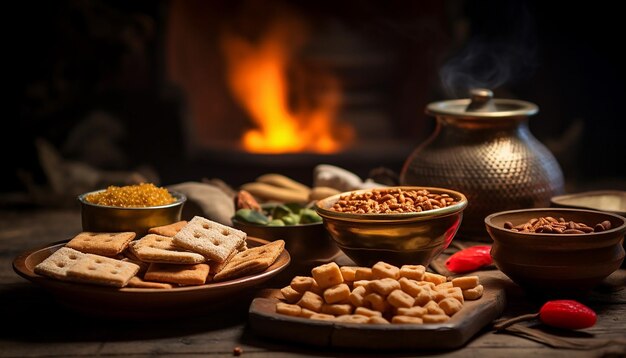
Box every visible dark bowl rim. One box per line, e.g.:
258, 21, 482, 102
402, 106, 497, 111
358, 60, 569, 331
485, 207, 626, 237
78, 189, 187, 210
314, 186, 468, 222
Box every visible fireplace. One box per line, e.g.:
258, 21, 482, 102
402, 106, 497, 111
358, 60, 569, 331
9, 0, 626, 205
162, 0, 451, 186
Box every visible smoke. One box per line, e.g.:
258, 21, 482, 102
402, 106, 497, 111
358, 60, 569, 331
440, 2, 538, 98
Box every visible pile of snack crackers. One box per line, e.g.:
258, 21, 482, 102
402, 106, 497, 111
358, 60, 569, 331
34, 216, 285, 288
276, 261, 483, 324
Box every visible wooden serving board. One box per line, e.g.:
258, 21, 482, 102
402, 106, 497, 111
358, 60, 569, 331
248, 271, 508, 350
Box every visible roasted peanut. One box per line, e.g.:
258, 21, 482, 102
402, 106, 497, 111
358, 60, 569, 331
595, 220, 612, 232
504, 216, 612, 234
330, 188, 459, 214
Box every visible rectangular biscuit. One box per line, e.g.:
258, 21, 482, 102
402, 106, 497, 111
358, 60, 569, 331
208, 248, 237, 274
121, 248, 149, 276
34, 247, 86, 281
213, 240, 285, 282
65, 231, 136, 257
130, 234, 206, 264
122, 247, 142, 262
144, 263, 210, 286
66, 254, 140, 287
172, 216, 246, 262
121, 256, 149, 276
126, 276, 173, 289
212, 259, 267, 282
227, 239, 284, 269
148, 221, 188, 237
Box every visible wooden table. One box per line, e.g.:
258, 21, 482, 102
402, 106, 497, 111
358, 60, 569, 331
1, 208, 625, 357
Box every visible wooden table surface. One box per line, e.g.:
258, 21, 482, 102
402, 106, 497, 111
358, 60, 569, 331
1, 208, 625, 358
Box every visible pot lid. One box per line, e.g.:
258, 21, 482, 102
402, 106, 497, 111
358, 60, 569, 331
426, 89, 538, 118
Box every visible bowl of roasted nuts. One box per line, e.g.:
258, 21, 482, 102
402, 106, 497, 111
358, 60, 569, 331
314, 186, 468, 268
485, 208, 626, 295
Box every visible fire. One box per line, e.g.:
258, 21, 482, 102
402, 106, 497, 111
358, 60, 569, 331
220, 14, 353, 154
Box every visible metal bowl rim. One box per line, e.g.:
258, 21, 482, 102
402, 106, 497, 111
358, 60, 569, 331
78, 189, 187, 210
231, 217, 323, 229
314, 186, 468, 222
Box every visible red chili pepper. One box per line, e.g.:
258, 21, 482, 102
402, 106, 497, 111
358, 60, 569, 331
445, 245, 493, 273
539, 300, 597, 330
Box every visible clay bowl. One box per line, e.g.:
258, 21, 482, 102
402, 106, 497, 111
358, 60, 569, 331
78, 189, 186, 237
315, 186, 468, 268
485, 208, 626, 296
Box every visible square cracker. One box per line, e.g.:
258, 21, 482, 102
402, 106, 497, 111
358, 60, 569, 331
34, 247, 86, 281
126, 276, 173, 289
121, 248, 149, 275
130, 234, 206, 264
121, 257, 149, 276
227, 239, 285, 268
66, 231, 136, 257
212, 258, 267, 282
122, 248, 142, 262
148, 221, 188, 237
173, 216, 246, 262
213, 240, 284, 282
66, 254, 140, 287
144, 263, 210, 286
208, 249, 237, 275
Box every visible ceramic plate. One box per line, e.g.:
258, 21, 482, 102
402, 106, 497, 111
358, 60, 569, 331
551, 190, 626, 216
13, 237, 290, 318
248, 271, 507, 350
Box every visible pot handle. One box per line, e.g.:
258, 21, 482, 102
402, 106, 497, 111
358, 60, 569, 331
465, 88, 497, 112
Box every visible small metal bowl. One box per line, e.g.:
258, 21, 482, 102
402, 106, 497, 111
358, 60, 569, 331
485, 208, 626, 296
550, 190, 626, 216
78, 190, 186, 237
231, 218, 340, 268
314, 186, 468, 267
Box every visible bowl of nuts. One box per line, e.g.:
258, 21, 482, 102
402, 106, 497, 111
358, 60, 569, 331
314, 186, 468, 268
485, 208, 626, 295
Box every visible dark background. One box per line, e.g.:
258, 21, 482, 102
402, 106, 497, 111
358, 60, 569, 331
6, 0, 626, 205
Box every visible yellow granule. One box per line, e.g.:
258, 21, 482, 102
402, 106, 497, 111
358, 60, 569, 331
85, 183, 176, 207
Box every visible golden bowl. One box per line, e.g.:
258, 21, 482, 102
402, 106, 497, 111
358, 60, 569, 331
485, 208, 626, 296
314, 186, 468, 267
78, 190, 186, 237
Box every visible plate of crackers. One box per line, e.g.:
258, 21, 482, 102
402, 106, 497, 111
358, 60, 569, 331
13, 216, 290, 318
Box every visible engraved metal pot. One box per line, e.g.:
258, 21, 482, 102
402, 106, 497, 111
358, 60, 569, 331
400, 89, 565, 241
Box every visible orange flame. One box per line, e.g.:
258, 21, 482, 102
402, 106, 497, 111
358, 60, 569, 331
220, 16, 353, 153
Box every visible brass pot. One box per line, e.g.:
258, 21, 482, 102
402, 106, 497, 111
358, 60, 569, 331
400, 89, 565, 241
